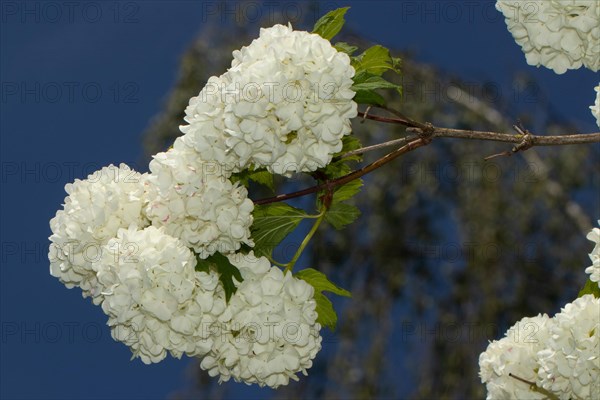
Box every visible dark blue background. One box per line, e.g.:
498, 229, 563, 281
1, 1, 598, 399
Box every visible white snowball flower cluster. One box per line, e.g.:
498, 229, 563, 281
181, 23, 357, 177
591, 84, 600, 129
479, 314, 554, 400
496, 0, 600, 74
586, 220, 600, 286
145, 137, 254, 259
538, 294, 600, 400
49, 164, 147, 304
50, 22, 350, 387
93, 225, 227, 364
180, 74, 240, 177
480, 295, 600, 399
200, 252, 322, 388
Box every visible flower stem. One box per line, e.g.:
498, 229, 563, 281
283, 210, 326, 273
266, 255, 287, 268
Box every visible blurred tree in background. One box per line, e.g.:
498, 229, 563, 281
140, 3, 599, 399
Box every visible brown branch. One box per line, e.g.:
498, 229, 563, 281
254, 106, 600, 206
254, 138, 428, 205
406, 126, 600, 146
359, 106, 600, 146
340, 136, 418, 159
357, 105, 428, 129
357, 111, 406, 124
378, 105, 431, 130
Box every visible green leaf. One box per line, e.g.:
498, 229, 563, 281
334, 42, 358, 55
312, 7, 349, 41
251, 203, 308, 258
196, 252, 243, 302
332, 179, 363, 204
231, 168, 274, 191
340, 135, 362, 154
321, 160, 352, 180
352, 72, 402, 94
352, 45, 400, 76
313, 292, 337, 331
247, 170, 274, 191
335, 135, 363, 163
578, 278, 600, 298
324, 202, 361, 229
353, 89, 385, 106
195, 254, 211, 274
296, 268, 351, 331
296, 268, 351, 297
351, 72, 402, 106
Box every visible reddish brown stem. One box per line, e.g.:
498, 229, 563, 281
254, 138, 428, 205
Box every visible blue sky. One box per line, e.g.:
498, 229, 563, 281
1, 1, 598, 399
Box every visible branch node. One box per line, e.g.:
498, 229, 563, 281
512, 133, 535, 154
417, 123, 436, 143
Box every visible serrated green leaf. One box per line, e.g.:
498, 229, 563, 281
334, 42, 358, 55
231, 168, 274, 191
352, 45, 399, 76
295, 268, 351, 297
321, 160, 352, 180
213, 252, 243, 302
312, 7, 349, 41
578, 278, 600, 298
352, 72, 402, 94
332, 179, 363, 204
195, 252, 243, 302
340, 135, 362, 154
325, 202, 361, 229
352, 71, 383, 85
313, 292, 337, 330
247, 170, 274, 191
251, 203, 308, 258
296, 268, 351, 331
353, 89, 385, 106
195, 255, 211, 274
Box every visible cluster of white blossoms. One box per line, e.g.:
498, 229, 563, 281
49, 164, 147, 304
49, 22, 343, 387
49, 162, 322, 382
479, 314, 554, 400
480, 294, 600, 399
591, 84, 600, 129
496, 2, 600, 148
94, 225, 227, 364
496, 0, 600, 74
181, 24, 357, 177
537, 295, 600, 399
201, 252, 322, 388
145, 137, 254, 259
585, 220, 600, 287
